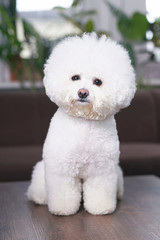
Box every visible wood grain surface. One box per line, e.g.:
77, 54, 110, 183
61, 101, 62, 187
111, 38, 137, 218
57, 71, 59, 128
0, 176, 160, 240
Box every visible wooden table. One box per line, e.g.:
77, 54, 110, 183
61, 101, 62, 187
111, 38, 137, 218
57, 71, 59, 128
0, 176, 160, 240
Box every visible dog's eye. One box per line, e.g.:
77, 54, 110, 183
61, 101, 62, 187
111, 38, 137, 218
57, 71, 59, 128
71, 75, 81, 81
93, 78, 102, 86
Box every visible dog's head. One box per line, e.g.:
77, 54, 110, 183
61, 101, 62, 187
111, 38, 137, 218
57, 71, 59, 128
44, 33, 136, 120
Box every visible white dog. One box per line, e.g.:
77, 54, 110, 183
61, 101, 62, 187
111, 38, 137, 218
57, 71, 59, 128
27, 33, 136, 216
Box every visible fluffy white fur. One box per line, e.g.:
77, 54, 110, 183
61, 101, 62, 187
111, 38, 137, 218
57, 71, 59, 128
27, 33, 136, 216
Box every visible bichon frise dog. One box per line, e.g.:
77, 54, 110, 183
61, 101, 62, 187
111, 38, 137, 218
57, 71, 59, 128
27, 33, 136, 216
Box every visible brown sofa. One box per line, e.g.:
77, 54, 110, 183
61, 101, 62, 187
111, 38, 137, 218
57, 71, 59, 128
0, 89, 160, 181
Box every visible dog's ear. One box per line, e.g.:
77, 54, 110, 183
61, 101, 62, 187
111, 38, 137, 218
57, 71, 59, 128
114, 68, 136, 111
43, 52, 62, 104
43, 64, 54, 102
43, 62, 50, 95
106, 42, 136, 112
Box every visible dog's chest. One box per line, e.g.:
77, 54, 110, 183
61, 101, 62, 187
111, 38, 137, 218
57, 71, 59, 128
46, 110, 118, 177
67, 121, 119, 178
63, 116, 115, 163
73, 125, 103, 155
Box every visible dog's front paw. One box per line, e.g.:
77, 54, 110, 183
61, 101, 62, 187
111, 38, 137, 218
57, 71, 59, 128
84, 196, 116, 215
83, 175, 117, 215
48, 192, 81, 216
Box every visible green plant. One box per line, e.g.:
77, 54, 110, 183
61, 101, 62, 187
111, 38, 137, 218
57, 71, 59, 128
104, 0, 149, 66
0, 1, 48, 88
55, 0, 110, 36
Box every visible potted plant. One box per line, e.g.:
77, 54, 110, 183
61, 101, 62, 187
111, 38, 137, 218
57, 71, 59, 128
55, 0, 110, 37
0, 1, 50, 89
104, 0, 149, 67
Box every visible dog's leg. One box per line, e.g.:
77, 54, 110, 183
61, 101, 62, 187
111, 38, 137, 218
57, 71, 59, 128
27, 161, 47, 204
83, 172, 118, 215
45, 173, 82, 216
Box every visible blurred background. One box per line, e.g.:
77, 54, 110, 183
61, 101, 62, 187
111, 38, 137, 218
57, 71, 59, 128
0, 0, 160, 89
1, 0, 160, 182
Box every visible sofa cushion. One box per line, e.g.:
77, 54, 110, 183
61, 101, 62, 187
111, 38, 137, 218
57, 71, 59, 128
1, 143, 160, 182
116, 90, 158, 142
0, 145, 42, 181
120, 143, 160, 176
0, 91, 57, 146
0, 91, 36, 146
152, 89, 160, 142
37, 92, 58, 143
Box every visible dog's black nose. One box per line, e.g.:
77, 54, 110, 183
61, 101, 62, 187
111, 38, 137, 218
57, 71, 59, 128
78, 88, 89, 99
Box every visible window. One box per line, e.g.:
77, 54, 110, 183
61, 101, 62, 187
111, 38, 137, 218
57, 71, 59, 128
146, 0, 160, 23
17, 0, 73, 12
17, 0, 76, 41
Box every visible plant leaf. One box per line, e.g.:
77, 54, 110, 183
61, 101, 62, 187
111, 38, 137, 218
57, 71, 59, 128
104, 1, 148, 41
59, 12, 84, 31
22, 19, 44, 69
97, 30, 111, 37
129, 12, 148, 41
118, 12, 148, 41
121, 42, 136, 67
0, 5, 16, 32
0, 24, 20, 48
73, 10, 97, 18
85, 20, 94, 32
104, 0, 129, 22
53, 6, 66, 10
71, 0, 83, 8
104, 0, 131, 39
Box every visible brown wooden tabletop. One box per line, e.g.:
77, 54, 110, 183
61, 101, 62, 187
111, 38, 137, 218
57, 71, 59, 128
0, 176, 160, 240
